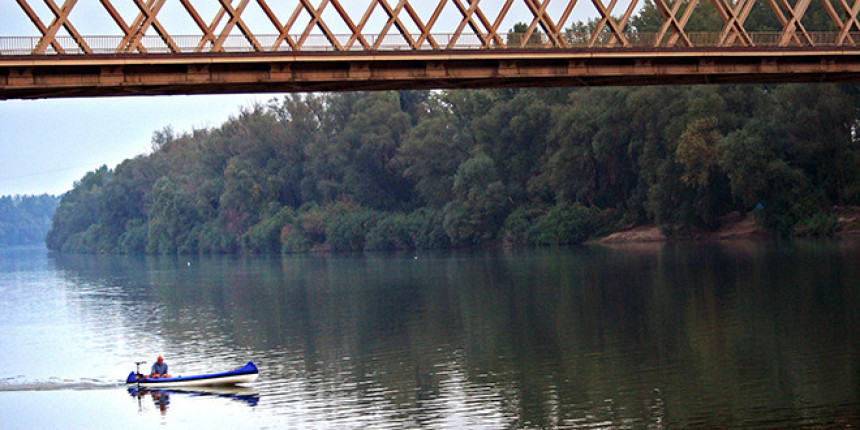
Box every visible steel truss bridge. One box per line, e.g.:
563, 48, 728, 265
2, 0, 860, 99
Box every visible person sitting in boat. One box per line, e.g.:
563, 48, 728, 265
150, 356, 171, 378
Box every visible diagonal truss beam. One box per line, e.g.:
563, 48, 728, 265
590, 0, 637, 47
295, 0, 343, 50
253, 0, 298, 51
15, 0, 67, 53
820, 0, 860, 45
214, 0, 263, 52
19, 0, 92, 54
469, 0, 510, 47
491, 0, 518, 47
100, 0, 147, 53
44, 0, 91, 53
447, 0, 525, 48
272, 2, 305, 50
373, 0, 415, 49
404, 0, 444, 49
654, 0, 696, 47
11, 0, 860, 54
346, 0, 382, 49
767, 0, 815, 46
525, 0, 578, 47
836, 0, 860, 44
124, 0, 180, 53
412, 1, 449, 48
449, 0, 492, 48
176, 0, 223, 52
712, 0, 756, 46
521, 0, 563, 47
332, 0, 371, 50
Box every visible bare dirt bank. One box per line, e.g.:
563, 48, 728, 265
596, 207, 860, 243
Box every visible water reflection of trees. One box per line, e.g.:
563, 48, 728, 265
51, 241, 860, 426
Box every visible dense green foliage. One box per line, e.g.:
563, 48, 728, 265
47, 6, 860, 254
46, 81, 860, 254
0, 194, 59, 246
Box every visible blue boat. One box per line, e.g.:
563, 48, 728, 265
126, 361, 259, 388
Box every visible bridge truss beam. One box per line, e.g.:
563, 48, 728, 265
2, 0, 860, 98
5, 0, 860, 54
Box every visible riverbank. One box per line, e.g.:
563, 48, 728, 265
596, 207, 860, 243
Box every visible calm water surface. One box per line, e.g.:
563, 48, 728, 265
1, 240, 858, 428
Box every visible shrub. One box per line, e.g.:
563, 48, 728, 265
177, 230, 199, 254
197, 220, 237, 253
366, 213, 413, 251
242, 207, 296, 253
118, 218, 147, 254
529, 202, 604, 246
294, 202, 359, 247
280, 223, 312, 254
327, 209, 379, 252
502, 206, 545, 246
410, 208, 450, 249
298, 204, 329, 244
442, 201, 476, 246
794, 211, 838, 237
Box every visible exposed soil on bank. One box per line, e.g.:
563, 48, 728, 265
834, 206, 860, 237
596, 207, 860, 243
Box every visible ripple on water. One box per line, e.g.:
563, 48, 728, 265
0, 377, 121, 392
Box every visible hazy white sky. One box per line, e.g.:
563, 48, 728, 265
0, 94, 268, 196
0, 0, 612, 196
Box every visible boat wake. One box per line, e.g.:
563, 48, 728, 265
0, 377, 122, 392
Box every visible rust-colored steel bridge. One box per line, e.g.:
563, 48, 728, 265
2, 0, 860, 99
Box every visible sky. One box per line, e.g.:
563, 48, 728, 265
0, 94, 269, 196
0, 0, 612, 196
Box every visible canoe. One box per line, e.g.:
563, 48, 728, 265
126, 361, 258, 388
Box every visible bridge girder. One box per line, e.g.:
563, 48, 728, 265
3, 49, 860, 99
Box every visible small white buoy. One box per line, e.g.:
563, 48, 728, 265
187, 262, 191, 267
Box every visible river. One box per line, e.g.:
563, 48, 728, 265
1, 240, 858, 428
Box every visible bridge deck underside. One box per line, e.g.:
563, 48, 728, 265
2, 49, 859, 99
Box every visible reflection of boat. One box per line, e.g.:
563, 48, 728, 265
127, 385, 260, 407
128, 386, 172, 413
126, 361, 259, 388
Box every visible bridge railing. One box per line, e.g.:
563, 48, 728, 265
2, 32, 860, 56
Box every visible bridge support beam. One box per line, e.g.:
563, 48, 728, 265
3, 50, 860, 99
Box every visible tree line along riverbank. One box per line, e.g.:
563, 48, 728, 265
45, 84, 860, 254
